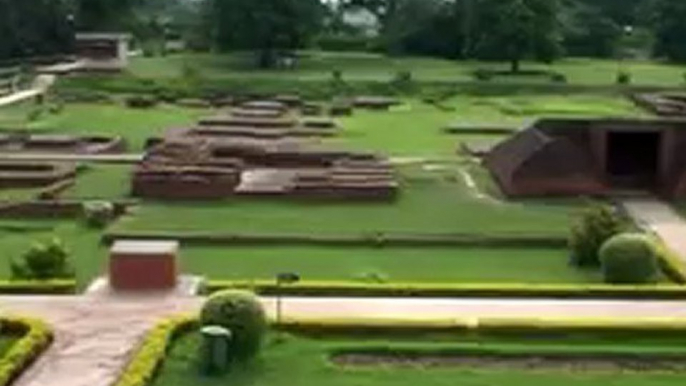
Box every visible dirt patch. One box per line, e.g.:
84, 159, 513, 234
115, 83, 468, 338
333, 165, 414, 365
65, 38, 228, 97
332, 351, 686, 373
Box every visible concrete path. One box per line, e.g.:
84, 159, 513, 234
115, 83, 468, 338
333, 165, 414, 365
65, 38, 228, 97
4, 295, 686, 386
0, 89, 43, 108
622, 198, 686, 263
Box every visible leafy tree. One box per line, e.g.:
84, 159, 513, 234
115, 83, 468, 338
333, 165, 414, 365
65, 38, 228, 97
382, 0, 464, 58
207, 0, 324, 68
650, 0, 686, 62
74, 0, 141, 32
561, 0, 621, 58
472, 0, 562, 72
0, 0, 74, 60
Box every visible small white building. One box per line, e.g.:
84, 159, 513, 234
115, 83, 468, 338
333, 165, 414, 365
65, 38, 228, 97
75, 33, 132, 72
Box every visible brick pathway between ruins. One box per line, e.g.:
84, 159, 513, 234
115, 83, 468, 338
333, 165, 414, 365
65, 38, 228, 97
622, 198, 686, 264
5, 295, 686, 386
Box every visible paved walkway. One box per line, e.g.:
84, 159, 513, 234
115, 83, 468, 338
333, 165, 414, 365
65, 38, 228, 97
622, 198, 686, 263
4, 295, 686, 386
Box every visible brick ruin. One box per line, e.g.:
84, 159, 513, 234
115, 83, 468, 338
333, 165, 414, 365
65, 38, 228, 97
0, 161, 76, 189
486, 117, 686, 198
133, 100, 398, 200
631, 93, 686, 117
0, 133, 125, 154
0, 133, 125, 191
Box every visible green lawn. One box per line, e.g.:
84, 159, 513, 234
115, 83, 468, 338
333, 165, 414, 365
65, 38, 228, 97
113, 165, 575, 237
0, 219, 593, 288
63, 165, 133, 200
0, 187, 41, 202
335, 95, 642, 157
181, 246, 591, 284
154, 332, 686, 386
27, 103, 208, 151
0, 220, 105, 287
126, 52, 686, 87
13, 93, 642, 158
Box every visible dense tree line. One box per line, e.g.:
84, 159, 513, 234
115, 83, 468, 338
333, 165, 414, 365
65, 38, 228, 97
2, 0, 686, 68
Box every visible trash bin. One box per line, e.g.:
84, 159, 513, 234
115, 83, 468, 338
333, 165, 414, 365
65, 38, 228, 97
199, 325, 232, 375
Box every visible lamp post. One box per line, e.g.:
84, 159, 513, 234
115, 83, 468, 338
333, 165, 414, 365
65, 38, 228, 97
275, 272, 300, 327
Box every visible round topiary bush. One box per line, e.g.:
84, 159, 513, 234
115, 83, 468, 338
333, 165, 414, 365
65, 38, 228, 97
200, 290, 267, 362
599, 233, 659, 284
82, 201, 115, 228
569, 204, 626, 267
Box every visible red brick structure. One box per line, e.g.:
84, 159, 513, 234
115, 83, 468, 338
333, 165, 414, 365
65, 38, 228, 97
109, 240, 178, 291
631, 93, 686, 117
486, 118, 686, 198
132, 139, 243, 199
0, 133, 125, 154
0, 161, 76, 188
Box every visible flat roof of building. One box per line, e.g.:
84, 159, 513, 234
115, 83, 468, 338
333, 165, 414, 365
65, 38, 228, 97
111, 240, 179, 256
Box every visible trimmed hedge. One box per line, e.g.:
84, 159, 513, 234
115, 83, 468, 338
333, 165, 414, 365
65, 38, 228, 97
102, 231, 566, 248
114, 316, 197, 386
653, 239, 686, 284
278, 317, 686, 337
0, 280, 76, 295
118, 315, 686, 386
0, 317, 53, 386
206, 280, 686, 300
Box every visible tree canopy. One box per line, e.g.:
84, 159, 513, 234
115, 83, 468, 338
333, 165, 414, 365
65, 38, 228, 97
207, 0, 324, 67
3, 0, 686, 66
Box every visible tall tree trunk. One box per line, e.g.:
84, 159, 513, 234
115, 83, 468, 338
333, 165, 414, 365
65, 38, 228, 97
510, 58, 520, 73
257, 49, 277, 69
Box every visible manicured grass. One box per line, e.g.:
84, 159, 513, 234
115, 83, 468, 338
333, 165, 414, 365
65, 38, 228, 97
335, 95, 642, 156
27, 103, 208, 151
15, 94, 642, 158
0, 219, 105, 288
126, 52, 686, 87
113, 165, 575, 237
0, 187, 41, 201
181, 245, 591, 284
153, 332, 686, 386
62, 164, 133, 200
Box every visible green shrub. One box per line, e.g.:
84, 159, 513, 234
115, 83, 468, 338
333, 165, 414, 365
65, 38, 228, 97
472, 68, 493, 81
550, 73, 567, 84
82, 201, 115, 228
600, 233, 659, 284
200, 290, 267, 362
569, 204, 626, 267
124, 95, 157, 109
616, 71, 632, 85
10, 238, 74, 280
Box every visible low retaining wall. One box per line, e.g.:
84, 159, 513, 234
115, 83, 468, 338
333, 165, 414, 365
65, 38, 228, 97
0, 200, 134, 218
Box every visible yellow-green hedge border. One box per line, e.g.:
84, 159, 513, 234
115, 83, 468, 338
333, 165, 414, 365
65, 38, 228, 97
206, 279, 686, 299
653, 239, 686, 284
117, 314, 686, 386
0, 280, 76, 295
0, 316, 53, 386
114, 316, 197, 386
